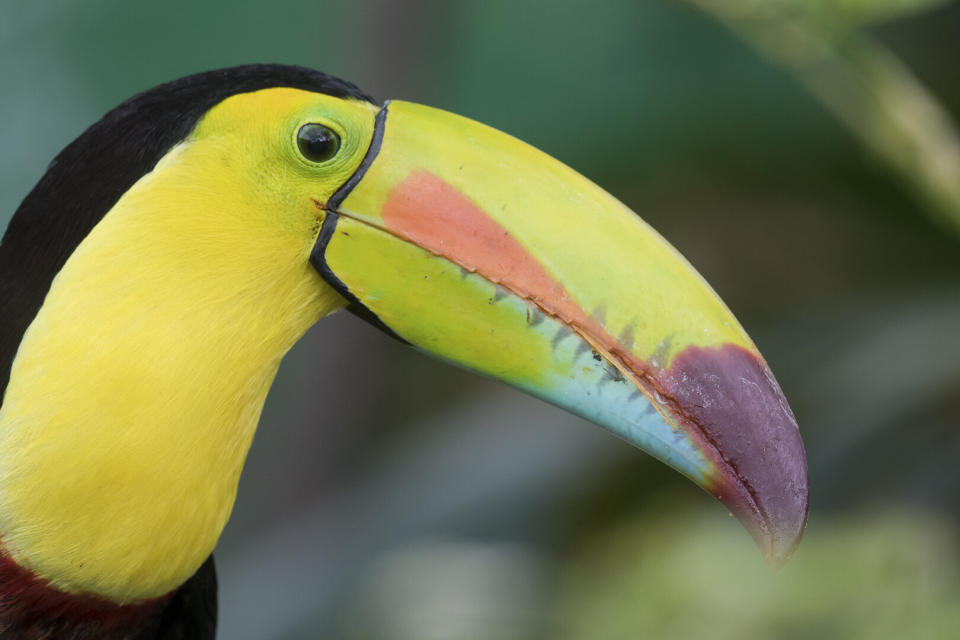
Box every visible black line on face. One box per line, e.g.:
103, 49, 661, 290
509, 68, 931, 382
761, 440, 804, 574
310, 212, 410, 346
326, 101, 389, 211
309, 102, 410, 345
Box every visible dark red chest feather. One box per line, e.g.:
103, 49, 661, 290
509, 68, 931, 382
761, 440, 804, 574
0, 553, 217, 639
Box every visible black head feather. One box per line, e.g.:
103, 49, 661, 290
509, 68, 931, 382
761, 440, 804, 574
0, 64, 373, 398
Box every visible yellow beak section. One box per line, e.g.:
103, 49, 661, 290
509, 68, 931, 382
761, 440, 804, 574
312, 100, 808, 564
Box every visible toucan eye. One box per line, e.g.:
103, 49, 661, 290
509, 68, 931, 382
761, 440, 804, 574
297, 123, 341, 163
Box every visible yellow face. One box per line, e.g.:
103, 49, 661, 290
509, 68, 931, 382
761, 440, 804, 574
0, 88, 377, 603
190, 86, 378, 214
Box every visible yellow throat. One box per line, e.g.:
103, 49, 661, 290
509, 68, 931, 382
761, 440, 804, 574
0, 88, 376, 603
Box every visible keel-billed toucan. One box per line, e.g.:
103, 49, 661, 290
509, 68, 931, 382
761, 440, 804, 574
0, 65, 807, 638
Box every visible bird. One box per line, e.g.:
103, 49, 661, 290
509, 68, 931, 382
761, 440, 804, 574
0, 64, 808, 638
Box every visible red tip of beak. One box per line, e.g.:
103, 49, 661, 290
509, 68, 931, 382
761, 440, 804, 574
659, 344, 809, 565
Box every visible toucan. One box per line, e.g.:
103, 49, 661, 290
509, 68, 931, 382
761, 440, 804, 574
0, 65, 807, 638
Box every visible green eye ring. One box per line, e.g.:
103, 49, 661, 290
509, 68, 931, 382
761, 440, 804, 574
296, 123, 341, 163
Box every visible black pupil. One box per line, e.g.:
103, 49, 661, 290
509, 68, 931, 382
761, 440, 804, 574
297, 124, 340, 163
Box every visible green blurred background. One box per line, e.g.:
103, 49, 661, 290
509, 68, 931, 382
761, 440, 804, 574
2, 1, 959, 638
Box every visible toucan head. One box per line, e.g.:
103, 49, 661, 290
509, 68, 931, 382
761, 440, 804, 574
0, 65, 806, 612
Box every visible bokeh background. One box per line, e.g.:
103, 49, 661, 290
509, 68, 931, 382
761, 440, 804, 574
2, 1, 960, 638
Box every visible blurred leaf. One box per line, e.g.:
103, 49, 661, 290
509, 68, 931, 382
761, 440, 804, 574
686, 0, 960, 237
706, 0, 955, 25
820, 0, 953, 22
556, 502, 960, 639
812, 0, 953, 24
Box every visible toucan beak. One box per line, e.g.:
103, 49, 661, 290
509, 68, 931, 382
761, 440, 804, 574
311, 100, 808, 564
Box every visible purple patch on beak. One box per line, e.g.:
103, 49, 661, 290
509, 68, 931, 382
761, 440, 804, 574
659, 344, 809, 564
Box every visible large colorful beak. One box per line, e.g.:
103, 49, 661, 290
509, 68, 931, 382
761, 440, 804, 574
311, 100, 808, 564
